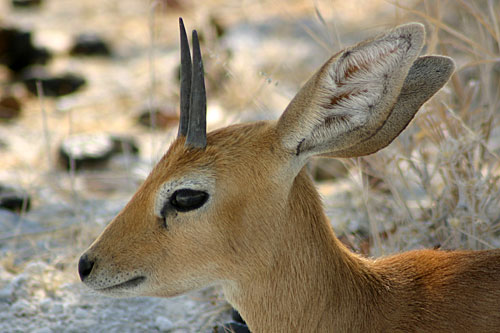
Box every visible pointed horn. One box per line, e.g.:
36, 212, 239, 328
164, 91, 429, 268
185, 30, 207, 149
178, 17, 191, 138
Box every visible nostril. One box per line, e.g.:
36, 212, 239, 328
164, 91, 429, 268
78, 254, 95, 281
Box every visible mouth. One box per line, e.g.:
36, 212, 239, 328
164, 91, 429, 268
96, 276, 146, 292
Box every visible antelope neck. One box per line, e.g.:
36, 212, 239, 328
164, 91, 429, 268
222, 168, 389, 332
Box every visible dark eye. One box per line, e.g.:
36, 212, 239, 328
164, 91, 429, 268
170, 189, 209, 212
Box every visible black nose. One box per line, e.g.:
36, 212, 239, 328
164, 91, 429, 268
78, 254, 95, 281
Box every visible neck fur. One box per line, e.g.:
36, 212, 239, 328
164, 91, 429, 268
222, 168, 389, 332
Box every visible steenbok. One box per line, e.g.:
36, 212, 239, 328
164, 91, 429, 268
79, 18, 500, 332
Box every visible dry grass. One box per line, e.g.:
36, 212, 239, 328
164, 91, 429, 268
349, 0, 500, 254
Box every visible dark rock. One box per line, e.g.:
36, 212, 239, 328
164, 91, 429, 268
70, 33, 111, 56
58, 133, 140, 170
110, 135, 139, 155
11, 0, 42, 8
0, 184, 31, 212
0, 27, 51, 72
137, 105, 179, 129
0, 95, 22, 120
160, 0, 184, 10
58, 133, 115, 170
21, 67, 86, 97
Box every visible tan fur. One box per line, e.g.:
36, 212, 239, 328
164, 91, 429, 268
79, 23, 500, 332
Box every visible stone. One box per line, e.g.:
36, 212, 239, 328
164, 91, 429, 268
24, 261, 48, 274
0, 95, 22, 120
21, 68, 86, 97
0, 286, 13, 303
0, 184, 31, 212
58, 133, 114, 170
39, 298, 52, 313
49, 303, 64, 315
12, 299, 36, 317
154, 316, 174, 331
11, 0, 43, 8
110, 136, 139, 155
74, 307, 88, 318
0, 27, 51, 72
58, 133, 140, 170
136, 105, 179, 129
70, 33, 111, 56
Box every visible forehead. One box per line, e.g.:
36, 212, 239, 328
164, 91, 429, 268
149, 121, 276, 184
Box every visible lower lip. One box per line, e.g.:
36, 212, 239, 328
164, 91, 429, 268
98, 276, 146, 291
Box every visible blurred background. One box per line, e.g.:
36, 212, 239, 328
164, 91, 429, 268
0, 0, 499, 331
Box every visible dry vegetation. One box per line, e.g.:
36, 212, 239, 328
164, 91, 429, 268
352, 0, 500, 254
0, 0, 499, 330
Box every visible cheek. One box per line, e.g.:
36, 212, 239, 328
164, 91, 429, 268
152, 215, 223, 270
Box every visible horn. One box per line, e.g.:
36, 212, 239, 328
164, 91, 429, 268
178, 17, 191, 137
185, 29, 207, 149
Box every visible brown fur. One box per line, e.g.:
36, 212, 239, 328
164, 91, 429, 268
79, 23, 500, 332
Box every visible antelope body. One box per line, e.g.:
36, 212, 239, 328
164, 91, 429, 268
79, 19, 500, 332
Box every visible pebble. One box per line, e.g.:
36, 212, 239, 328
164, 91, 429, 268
0, 286, 13, 303
24, 261, 48, 275
0, 95, 22, 120
58, 133, 114, 170
11, 273, 28, 288
58, 133, 140, 170
12, 299, 36, 317
70, 33, 111, 56
136, 104, 179, 129
22, 68, 86, 97
49, 303, 64, 315
155, 316, 174, 332
74, 307, 89, 318
39, 298, 52, 313
0, 183, 31, 212
0, 27, 51, 72
11, 0, 43, 8
111, 135, 139, 155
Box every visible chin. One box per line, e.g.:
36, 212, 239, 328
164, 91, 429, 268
85, 275, 148, 297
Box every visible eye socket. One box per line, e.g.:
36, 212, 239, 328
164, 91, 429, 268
170, 189, 209, 212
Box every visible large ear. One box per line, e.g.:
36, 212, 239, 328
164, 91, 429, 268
327, 55, 455, 157
276, 23, 426, 160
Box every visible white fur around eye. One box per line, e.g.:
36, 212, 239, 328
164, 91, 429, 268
154, 175, 215, 217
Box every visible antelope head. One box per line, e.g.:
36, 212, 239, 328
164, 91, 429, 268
78, 18, 454, 306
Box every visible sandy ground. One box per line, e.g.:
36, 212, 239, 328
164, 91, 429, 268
0, 261, 230, 333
